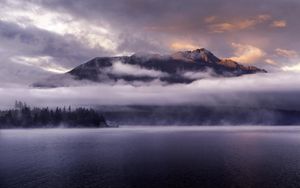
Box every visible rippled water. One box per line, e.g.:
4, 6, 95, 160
1, 126, 300, 188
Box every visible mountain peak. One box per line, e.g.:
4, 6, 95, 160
172, 48, 220, 63
192, 48, 210, 53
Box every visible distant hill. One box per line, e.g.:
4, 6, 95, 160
33, 48, 266, 87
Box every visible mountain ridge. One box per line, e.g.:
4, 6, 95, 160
33, 48, 267, 87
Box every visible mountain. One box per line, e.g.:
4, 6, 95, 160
33, 48, 267, 87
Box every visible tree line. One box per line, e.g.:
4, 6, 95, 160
0, 101, 107, 128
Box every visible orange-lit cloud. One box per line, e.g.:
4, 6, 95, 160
208, 14, 271, 33
170, 42, 199, 51
275, 48, 298, 58
265, 59, 278, 65
271, 20, 287, 28
230, 43, 265, 63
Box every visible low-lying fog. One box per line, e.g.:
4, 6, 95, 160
0, 72, 299, 110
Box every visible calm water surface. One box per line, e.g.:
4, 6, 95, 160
1, 126, 300, 188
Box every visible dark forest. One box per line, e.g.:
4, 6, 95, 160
0, 101, 107, 128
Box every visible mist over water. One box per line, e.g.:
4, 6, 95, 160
1, 127, 300, 188
0, 72, 300, 111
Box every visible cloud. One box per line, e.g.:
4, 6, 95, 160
282, 63, 300, 72
11, 56, 70, 73
208, 14, 271, 33
0, 72, 300, 111
271, 20, 287, 28
0, 62, 53, 87
0, 1, 121, 85
275, 48, 298, 58
106, 61, 168, 77
170, 42, 200, 51
230, 43, 265, 63
265, 59, 278, 65
204, 16, 217, 23
0, 1, 117, 51
0, 19, 110, 83
182, 69, 216, 79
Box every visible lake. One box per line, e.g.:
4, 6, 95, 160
1, 126, 300, 188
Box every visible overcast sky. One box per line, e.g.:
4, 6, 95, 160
0, 0, 300, 84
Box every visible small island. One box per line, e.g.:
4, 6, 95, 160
0, 101, 108, 129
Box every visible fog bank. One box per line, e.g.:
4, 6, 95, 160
0, 72, 299, 110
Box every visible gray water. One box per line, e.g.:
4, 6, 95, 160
1, 126, 300, 188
